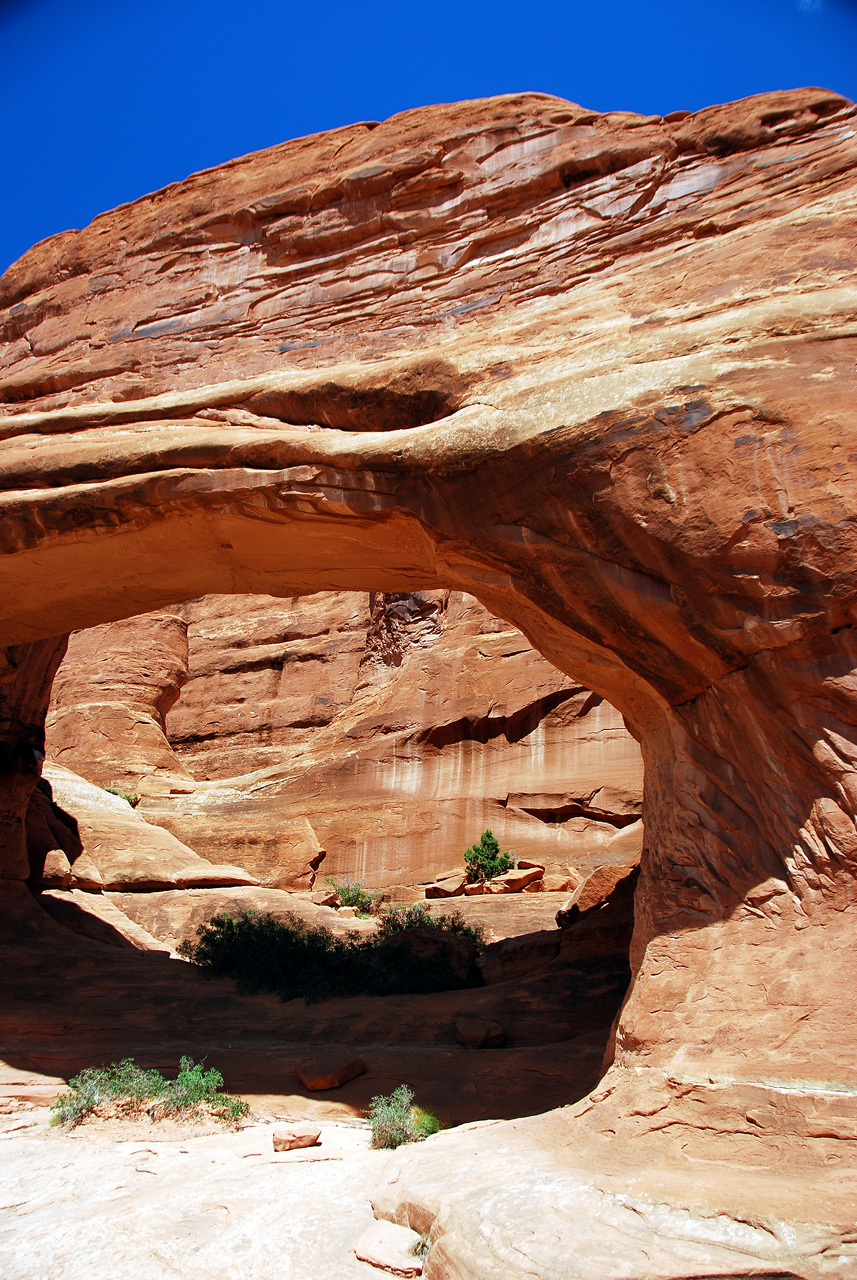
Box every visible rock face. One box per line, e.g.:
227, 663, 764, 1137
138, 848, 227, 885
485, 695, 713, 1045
45, 589, 644, 886
2, 86, 857, 1276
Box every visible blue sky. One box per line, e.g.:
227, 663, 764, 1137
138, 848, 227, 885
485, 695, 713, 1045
1, 0, 856, 274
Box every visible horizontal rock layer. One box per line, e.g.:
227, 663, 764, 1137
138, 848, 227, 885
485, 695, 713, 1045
2, 86, 857, 1276
45, 589, 643, 885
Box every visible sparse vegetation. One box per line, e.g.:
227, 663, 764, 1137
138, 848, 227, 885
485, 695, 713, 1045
178, 906, 485, 1003
324, 875, 380, 915
51, 1056, 249, 1129
464, 828, 515, 883
368, 1084, 442, 1149
103, 785, 141, 808
375, 901, 484, 949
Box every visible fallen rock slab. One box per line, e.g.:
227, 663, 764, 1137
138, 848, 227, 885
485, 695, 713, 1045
353, 1219, 423, 1277
295, 1057, 367, 1091
485, 866, 544, 894
424, 874, 465, 898
455, 1014, 506, 1049
272, 1124, 322, 1151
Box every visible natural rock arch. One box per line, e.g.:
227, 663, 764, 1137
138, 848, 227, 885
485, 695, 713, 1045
2, 86, 857, 1270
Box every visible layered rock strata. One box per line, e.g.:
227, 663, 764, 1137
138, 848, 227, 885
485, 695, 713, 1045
45, 589, 643, 885
2, 86, 857, 1275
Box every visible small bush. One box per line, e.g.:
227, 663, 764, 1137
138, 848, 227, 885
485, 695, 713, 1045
412, 1103, 442, 1139
464, 829, 514, 883
103, 785, 141, 808
51, 1056, 249, 1129
178, 907, 484, 1003
368, 1084, 442, 1149
376, 902, 485, 950
324, 876, 379, 914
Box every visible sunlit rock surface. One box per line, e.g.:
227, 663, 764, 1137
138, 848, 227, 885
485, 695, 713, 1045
46, 590, 643, 885
2, 86, 857, 1277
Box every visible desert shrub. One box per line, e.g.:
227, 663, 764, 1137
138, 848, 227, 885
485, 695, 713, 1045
464, 828, 514, 883
376, 902, 485, 950
411, 1103, 442, 1139
368, 1084, 442, 1149
51, 1056, 249, 1129
179, 907, 484, 1003
103, 785, 140, 808
324, 875, 379, 914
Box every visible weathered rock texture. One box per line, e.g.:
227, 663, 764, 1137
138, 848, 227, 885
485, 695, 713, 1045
2, 86, 857, 1276
45, 589, 643, 885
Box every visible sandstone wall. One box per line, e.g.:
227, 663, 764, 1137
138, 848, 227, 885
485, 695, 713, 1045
46, 590, 644, 886
3, 86, 857, 1274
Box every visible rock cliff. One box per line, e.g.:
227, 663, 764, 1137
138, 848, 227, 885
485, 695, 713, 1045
45, 590, 643, 885
2, 86, 857, 1276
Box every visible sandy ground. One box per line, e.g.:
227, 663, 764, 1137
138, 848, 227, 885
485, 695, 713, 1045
0, 1104, 401, 1280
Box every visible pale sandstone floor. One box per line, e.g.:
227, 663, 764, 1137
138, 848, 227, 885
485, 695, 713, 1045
0, 1110, 393, 1280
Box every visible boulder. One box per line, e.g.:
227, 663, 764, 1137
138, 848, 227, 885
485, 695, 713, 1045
455, 1014, 506, 1049
272, 1124, 321, 1152
294, 1056, 367, 1091
557, 861, 640, 960
556, 859, 639, 925
424, 874, 465, 898
310, 888, 340, 907
40, 764, 259, 891
353, 1219, 423, 1277
485, 866, 544, 894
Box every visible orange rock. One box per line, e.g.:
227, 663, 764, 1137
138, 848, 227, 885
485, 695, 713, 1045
295, 1056, 367, 1091
485, 866, 544, 894
424, 874, 465, 898
272, 1124, 321, 1151
3, 84, 857, 1277
46, 591, 643, 888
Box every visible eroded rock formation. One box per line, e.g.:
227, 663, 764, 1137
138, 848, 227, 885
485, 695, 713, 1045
2, 86, 857, 1275
45, 590, 643, 885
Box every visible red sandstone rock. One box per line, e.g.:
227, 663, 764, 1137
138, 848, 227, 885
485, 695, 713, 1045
423, 874, 466, 898
2, 86, 857, 1277
485, 866, 544, 894
295, 1056, 367, 1091
477, 929, 562, 985
454, 1014, 506, 1049
386, 926, 478, 982
272, 1124, 321, 1151
46, 590, 643, 887
43, 763, 258, 891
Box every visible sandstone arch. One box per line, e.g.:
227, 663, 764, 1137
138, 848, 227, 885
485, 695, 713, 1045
2, 87, 857, 1271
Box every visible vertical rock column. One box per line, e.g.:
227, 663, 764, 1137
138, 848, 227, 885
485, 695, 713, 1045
45, 612, 191, 789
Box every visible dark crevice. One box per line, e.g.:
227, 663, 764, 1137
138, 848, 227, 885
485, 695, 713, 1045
518, 802, 640, 828
416, 689, 579, 751
243, 358, 474, 431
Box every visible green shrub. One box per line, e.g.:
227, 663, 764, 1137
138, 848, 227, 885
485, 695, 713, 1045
368, 1084, 443, 1149
412, 1103, 442, 1139
464, 829, 514, 883
376, 902, 485, 949
51, 1056, 249, 1129
324, 876, 379, 914
103, 785, 140, 808
178, 906, 485, 1003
